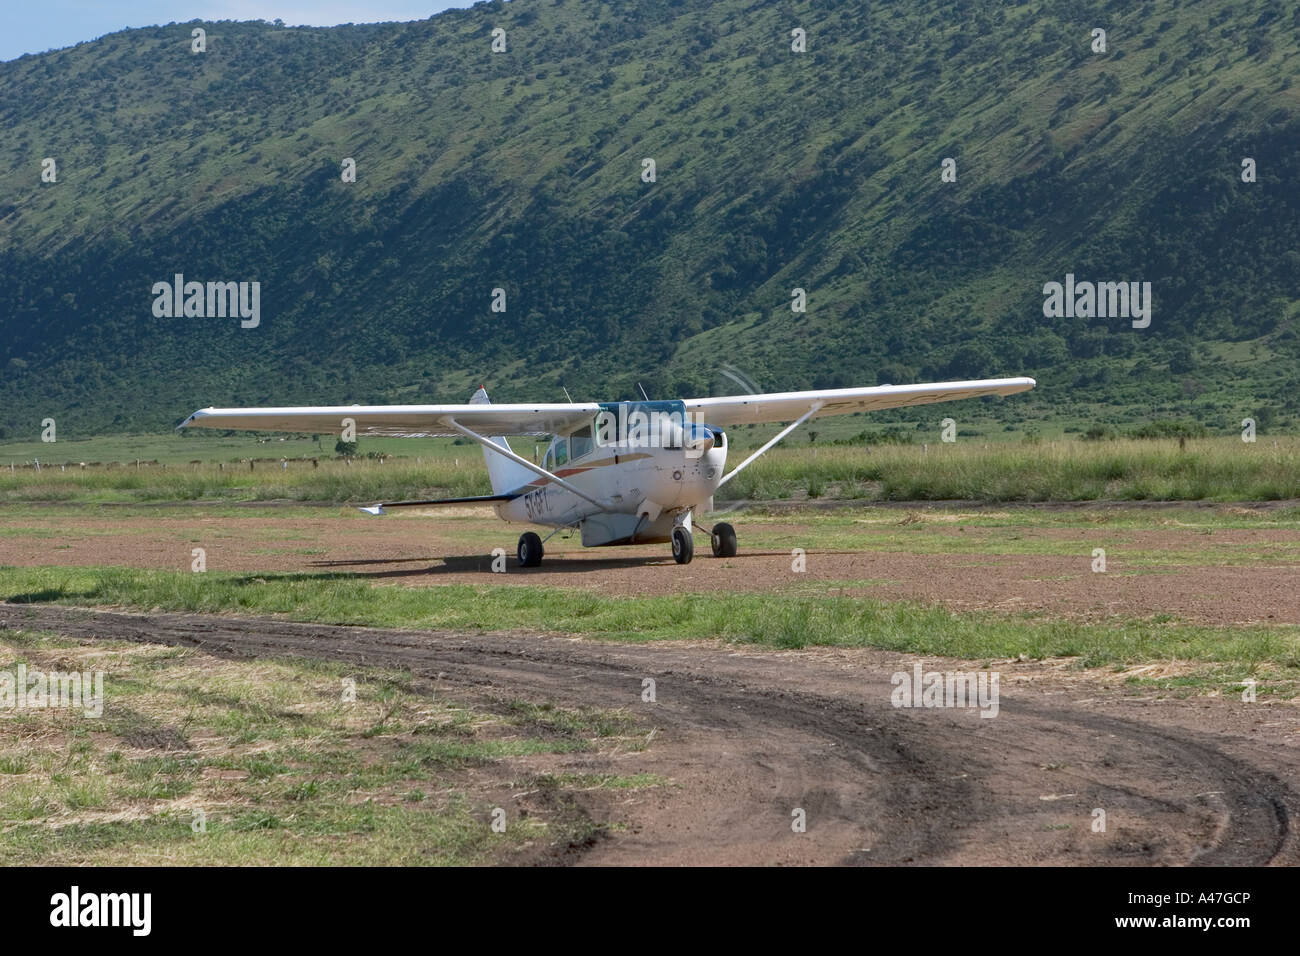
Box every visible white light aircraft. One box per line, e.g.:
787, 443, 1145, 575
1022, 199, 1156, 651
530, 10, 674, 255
180, 377, 1035, 565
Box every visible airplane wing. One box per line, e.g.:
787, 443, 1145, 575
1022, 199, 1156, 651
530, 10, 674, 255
180, 378, 1034, 436
179, 402, 600, 437
683, 377, 1036, 426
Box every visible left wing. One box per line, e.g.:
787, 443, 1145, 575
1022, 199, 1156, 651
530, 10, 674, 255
179, 402, 599, 437
684, 377, 1035, 426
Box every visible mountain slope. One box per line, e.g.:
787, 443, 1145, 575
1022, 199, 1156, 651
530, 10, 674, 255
1, 0, 1299, 437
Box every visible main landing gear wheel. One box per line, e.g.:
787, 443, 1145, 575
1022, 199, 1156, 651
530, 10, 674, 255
710, 522, 737, 558
671, 526, 694, 564
517, 531, 544, 568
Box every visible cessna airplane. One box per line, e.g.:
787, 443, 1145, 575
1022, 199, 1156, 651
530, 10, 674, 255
180, 377, 1035, 566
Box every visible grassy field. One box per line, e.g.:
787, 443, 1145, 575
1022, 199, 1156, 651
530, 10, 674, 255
0, 431, 491, 467
0, 626, 656, 864
1, 565, 1296, 695
4, 435, 1300, 504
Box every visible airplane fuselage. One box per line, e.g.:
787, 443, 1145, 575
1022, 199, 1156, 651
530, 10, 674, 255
496, 437, 728, 545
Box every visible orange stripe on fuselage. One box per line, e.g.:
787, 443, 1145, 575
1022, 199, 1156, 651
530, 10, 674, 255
519, 452, 653, 490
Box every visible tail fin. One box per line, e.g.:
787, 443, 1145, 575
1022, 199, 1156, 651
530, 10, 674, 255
470, 387, 536, 495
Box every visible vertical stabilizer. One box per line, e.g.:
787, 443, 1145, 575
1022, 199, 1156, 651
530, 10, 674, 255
470, 387, 535, 495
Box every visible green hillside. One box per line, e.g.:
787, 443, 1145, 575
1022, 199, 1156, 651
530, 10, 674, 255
2, 0, 1299, 439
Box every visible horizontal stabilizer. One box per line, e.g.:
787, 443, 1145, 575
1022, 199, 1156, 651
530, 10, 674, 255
357, 493, 516, 516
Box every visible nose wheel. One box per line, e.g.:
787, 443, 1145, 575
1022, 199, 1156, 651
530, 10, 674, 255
672, 521, 738, 563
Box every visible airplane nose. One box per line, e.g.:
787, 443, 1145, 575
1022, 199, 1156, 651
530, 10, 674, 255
680, 447, 726, 507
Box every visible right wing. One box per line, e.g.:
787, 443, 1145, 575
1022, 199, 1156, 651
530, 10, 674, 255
683, 377, 1035, 426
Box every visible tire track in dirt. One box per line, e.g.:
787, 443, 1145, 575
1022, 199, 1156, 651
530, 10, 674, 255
1, 603, 1295, 865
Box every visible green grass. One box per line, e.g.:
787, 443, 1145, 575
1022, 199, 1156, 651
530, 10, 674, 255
0, 432, 477, 467
2, 565, 1297, 684
0, 456, 486, 505
7, 436, 1300, 505
723, 437, 1300, 503
721, 512, 1300, 567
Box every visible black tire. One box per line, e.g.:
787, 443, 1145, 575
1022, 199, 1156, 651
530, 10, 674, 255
710, 522, 737, 558
517, 532, 544, 568
671, 526, 694, 564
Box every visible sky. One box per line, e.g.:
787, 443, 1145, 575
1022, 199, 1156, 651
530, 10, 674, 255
1, 2, 471, 62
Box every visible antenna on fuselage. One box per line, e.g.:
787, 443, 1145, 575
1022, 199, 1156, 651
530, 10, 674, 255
561, 386, 573, 403
636, 382, 651, 401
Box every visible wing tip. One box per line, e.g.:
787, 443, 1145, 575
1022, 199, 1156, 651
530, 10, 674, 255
177, 407, 217, 430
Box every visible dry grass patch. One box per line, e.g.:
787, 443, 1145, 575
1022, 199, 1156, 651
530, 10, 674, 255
0, 630, 656, 864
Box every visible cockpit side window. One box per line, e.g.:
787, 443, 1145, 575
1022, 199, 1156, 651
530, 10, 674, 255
569, 425, 594, 461
553, 438, 569, 468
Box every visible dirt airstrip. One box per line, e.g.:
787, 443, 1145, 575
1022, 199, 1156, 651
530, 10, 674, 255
2, 502, 1299, 864
3, 503, 1300, 624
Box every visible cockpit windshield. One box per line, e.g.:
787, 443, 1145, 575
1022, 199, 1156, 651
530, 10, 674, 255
594, 400, 690, 450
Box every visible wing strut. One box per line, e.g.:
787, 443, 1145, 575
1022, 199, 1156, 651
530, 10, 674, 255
445, 419, 612, 510
715, 402, 824, 491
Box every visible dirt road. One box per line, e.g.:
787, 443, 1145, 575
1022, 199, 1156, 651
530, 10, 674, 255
3, 603, 1296, 865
